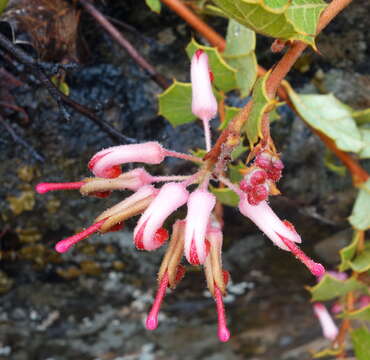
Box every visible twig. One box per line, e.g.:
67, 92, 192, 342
0, 114, 44, 162
78, 0, 170, 89
0, 32, 136, 144
203, 0, 367, 186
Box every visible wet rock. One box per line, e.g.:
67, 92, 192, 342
314, 229, 353, 265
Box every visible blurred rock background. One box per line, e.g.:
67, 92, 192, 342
0, 1, 369, 359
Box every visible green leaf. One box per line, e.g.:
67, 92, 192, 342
353, 108, 370, 126
211, 187, 239, 207
145, 0, 161, 13
212, 0, 327, 47
229, 162, 246, 182
324, 149, 346, 176
351, 328, 370, 360
231, 138, 248, 160
218, 106, 240, 130
350, 246, 370, 272
0, 0, 8, 14
339, 231, 360, 272
51, 76, 70, 96
342, 305, 370, 322
288, 90, 364, 153
308, 274, 367, 301
186, 39, 238, 92
359, 128, 370, 159
244, 72, 272, 147
313, 348, 342, 359
224, 19, 257, 96
158, 81, 195, 127
349, 179, 370, 230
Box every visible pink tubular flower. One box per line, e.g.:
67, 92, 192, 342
134, 182, 189, 251
184, 189, 216, 265
190, 49, 217, 123
238, 197, 301, 251
88, 142, 165, 178
313, 303, 339, 341
238, 197, 325, 277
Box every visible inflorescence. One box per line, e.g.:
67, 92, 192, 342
36, 49, 325, 342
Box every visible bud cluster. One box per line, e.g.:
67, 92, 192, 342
240, 151, 284, 205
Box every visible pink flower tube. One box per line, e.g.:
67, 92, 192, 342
184, 189, 216, 265
238, 197, 301, 251
190, 49, 217, 123
89, 142, 165, 178
134, 182, 189, 251
313, 303, 339, 341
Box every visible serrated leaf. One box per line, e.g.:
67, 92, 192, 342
342, 305, 370, 322
353, 108, 370, 126
308, 274, 367, 301
349, 179, 370, 230
224, 19, 257, 96
158, 81, 195, 127
212, 0, 327, 47
186, 39, 238, 92
244, 72, 272, 147
218, 106, 240, 130
351, 328, 370, 360
349, 246, 370, 272
0, 0, 8, 14
359, 128, 370, 159
288, 90, 364, 153
339, 231, 360, 272
145, 0, 161, 13
211, 187, 239, 207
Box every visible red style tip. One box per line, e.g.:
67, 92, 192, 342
214, 286, 230, 342
195, 49, 203, 60
279, 235, 326, 277
145, 273, 169, 331
55, 219, 105, 253
36, 182, 85, 194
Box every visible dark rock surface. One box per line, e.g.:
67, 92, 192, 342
0, 1, 369, 359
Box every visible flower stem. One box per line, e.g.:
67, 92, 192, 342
164, 149, 204, 163
203, 119, 212, 152
150, 175, 192, 183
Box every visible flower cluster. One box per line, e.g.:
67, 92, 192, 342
36, 49, 325, 342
